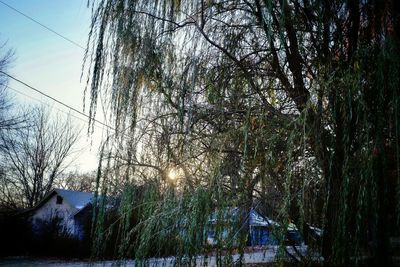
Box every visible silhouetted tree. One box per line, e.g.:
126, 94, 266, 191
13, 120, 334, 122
0, 107, 79, 208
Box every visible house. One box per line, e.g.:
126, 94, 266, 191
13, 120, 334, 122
248, 209, 279, 246
29, 188, 93, 240
207, 207, 279, 247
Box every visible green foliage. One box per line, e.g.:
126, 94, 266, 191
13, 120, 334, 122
85, 0, 400, 265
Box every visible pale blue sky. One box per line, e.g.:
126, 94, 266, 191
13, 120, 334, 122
0, 0, 103, 172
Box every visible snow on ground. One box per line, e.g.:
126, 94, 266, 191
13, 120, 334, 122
0, 246, 316, 266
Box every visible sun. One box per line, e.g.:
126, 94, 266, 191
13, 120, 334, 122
167, 167, 182, 182
168, 169, 178, 180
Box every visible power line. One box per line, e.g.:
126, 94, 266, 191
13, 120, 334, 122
0, 70, 115, 131
5, 84, 104, 131
0, 0, 86, 50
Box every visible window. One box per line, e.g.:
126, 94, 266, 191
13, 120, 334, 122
56, 195, 63, 204
207, 230, 216, 238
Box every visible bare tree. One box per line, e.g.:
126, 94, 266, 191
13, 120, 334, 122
55, 170, 97, 192
0, 41, 25, 133
0, 41, 30, 211
0, 41, 13, 87
0, 106, 80, 209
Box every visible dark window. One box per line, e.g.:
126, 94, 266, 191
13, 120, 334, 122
56, 195, 63, 204
207, 230, 215, 238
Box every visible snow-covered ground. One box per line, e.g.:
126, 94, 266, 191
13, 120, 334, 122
0, 246, 317, 266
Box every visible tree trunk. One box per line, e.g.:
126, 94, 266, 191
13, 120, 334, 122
322, 94, 344, 265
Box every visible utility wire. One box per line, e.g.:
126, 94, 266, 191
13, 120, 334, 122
0, 0, 86, 50
5, 84, 105, 131
0, 70, 115, 131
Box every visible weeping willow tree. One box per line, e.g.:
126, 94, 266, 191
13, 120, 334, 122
84, 0, 400, 265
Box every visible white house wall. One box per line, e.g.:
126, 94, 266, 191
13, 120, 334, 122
31, 194, 78, 236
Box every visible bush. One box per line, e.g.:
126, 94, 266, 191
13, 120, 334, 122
0, 210, 90, 258
0, 210, 31, 257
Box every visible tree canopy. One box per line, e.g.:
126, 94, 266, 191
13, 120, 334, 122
85, 0, 400, 265
0, 107, 80, 209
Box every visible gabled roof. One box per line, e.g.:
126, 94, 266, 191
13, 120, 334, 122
54, 189, 93, 210
72, 194, 120, 217
249, 209, 278, 227
26, 188, 94, 214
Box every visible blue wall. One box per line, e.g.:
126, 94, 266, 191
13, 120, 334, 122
250, 226, 278, 246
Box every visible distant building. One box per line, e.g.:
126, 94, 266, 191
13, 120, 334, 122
207, 207, 279, 247
206, 207, 306, 247
248, 209, 279, 246
28, 188, 93, 240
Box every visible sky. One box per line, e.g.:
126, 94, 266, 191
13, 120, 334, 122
0, 0, 105, 172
